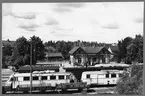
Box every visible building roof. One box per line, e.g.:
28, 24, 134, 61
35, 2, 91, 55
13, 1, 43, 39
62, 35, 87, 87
68, 47, 80, 54
2, 40, 16, 47
69, 46, 109, 54
110, 46, 119, 52
46, 52, 63, 58
105, 45, 119, 53
82, 47, 104, 54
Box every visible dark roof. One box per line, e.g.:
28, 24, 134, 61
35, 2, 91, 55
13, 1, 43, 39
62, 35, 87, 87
109, 46, 119, 52
46, 52, 63, 58
2, 40, 16, 47
18, 65, 59, 73
69, 46, 108, 54
82, 47, 104, 54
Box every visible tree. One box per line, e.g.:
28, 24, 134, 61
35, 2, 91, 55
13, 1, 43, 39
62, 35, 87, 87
132, 35, 143, 63
116, 64, 143, 94
29, 35, 45, 63
2, 56, 11, 68
126, 35, 143, 63
15, 36, 30, 56
117, 37, 133, 63
126, 44, 138, 63
44, 46, 57, 53
2, 44, 13, 68
7, 37, 30, 69
2, 44, 13, 56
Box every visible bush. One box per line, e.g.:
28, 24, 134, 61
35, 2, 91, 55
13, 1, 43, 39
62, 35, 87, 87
116, 64, 143, 94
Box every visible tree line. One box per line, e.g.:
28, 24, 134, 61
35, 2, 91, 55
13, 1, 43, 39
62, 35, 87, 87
2, 36, 45, 69
2, 34, 143, 69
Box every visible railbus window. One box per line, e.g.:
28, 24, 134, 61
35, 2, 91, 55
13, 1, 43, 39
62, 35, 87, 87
41, 76, 47, 80
111, 74, 116, 78
59, 75, 64, 80
10, 76, 18, 81
86, 74, 90, 78
33, 76, 39, 80
24, 77, 30, 81
10, 77, 14, 81
50, 76, 56, 80
106, 74, 109, 78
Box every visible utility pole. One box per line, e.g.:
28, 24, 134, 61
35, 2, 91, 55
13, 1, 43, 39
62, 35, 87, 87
30, 43, 33, 94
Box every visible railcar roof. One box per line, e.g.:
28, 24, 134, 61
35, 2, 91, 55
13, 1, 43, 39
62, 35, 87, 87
94, 63, 130, 67
82, 71, 108, 74
13, 72, 72, 77
82, 70, 124, 74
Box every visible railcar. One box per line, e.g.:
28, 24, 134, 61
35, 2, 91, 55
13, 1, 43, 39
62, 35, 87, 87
2, 70, 87, 93
81, 70, 124, 86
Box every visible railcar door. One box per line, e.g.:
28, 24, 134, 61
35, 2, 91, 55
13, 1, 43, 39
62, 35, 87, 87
30, 73, 41, 91
91, 74, 98, 84
40, 74, 49, 90
11, 76, 18, 89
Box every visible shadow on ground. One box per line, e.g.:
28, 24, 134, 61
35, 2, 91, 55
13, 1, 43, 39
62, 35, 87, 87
4, 89, 96, 94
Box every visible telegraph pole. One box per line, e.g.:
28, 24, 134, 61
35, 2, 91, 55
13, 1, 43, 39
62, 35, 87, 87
30, 43, 33, 94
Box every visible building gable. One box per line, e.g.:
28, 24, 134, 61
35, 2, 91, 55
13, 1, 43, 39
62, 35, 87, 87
69, 46, 112, 55
97, 47, 111, 54
73, 47, 86, 55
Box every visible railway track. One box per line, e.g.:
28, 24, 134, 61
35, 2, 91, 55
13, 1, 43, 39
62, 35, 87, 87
3, 86, 116, 94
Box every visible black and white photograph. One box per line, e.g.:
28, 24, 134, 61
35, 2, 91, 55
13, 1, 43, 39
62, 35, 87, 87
2, 2, 144, 95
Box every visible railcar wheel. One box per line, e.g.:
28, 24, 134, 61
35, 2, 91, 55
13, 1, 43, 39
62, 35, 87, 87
40, 87, 46, 93
62, 88, 67, 92
40, 90, 46, 93
81, 87, 88, 94
78, 88, 83, 92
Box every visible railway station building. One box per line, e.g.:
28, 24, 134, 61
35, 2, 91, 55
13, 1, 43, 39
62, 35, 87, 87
69, 46, 112, 66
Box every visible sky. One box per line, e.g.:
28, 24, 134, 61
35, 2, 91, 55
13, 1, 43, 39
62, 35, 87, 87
2, 2, 144, 43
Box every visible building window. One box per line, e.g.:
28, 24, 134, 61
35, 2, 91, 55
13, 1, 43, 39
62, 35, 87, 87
50, 76, 56, 80
24, 77, 30, 81
111, 74, 116, 78
33, 76, 39, 80
59, 75, 64, 80
86, 74, 90, 78
106, 74, 109, 78
41, 76, 47, 80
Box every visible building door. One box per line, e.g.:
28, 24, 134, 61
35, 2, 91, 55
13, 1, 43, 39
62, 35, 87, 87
102, 56, 105, 63
78, 57, 81, 64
